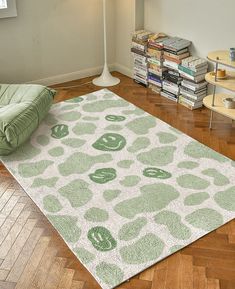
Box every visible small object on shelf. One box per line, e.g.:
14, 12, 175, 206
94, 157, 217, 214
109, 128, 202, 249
230, 48, 235, 61
211, 69, 227, 79
223, 97, 235, 109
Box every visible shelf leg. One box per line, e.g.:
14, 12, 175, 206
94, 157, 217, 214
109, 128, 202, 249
209, 111, 213, 129
212, 85, 216, 107
211, 59, 219, 107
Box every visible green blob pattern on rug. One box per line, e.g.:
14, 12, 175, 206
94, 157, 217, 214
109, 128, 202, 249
92, 133, 126, 151
177, 161, 199, 169
154, 211, 191, 240
127, 137, 151, 153
2, 89, 235, 289
31, 177, 58, 188
103, 189, 121, 202
137, 146, 176, 166
96, 262, 124, 287
51, 124, 69, 139
118, 217, 147, 241
84, 207, 109, 222
214, 187, 235, 211
61, 138, 86, 148
74, 247, 95, 265
105, 115, 126, 122
184, 192, 210, 206
18, 160, 53, 178
117, 160, 134, 168
88, 226, 117, 252
43, 195, 62, 213
157, 132, 178, 144
143, 168, 172, 179
36, 135, 50, 146
120, 175, 141, 187
58, 111, 81, 122
47, 215, 81, 243
120, 233, 164, 264
126, 116, 156, 135
58, 152, 112, 176
73, 122, 96, 136
58, 179, 92, 208
89, 168, 117, 184
185, 208, 223, 231
202, 168, 229, 186
48, 146, 64, 157
177, 174, 210, 190
114, 183, 179, 219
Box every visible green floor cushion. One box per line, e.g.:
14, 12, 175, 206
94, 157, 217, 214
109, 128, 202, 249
0, 84, 56, 156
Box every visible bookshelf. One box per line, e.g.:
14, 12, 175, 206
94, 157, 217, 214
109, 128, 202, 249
208, 51, 235, 69
203, 94, 235, 121
205, 71, 235, 92
203, 50, 235, 128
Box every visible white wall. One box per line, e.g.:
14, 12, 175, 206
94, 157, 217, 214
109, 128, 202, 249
0, 0, 115, 84
114, 0, 145, 77
144, 0, 235, 58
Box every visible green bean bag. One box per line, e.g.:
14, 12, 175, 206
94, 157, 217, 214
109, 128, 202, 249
0, 84, 56, 156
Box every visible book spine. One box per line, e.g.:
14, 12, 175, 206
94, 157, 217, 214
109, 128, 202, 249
178, 65, 195, 76
164, 55, 182, 64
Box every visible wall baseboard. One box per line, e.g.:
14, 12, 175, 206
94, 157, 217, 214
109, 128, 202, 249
27, 63, 132, 86
114, 63, 133, 78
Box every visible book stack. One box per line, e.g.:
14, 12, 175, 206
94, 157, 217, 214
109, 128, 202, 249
147, 33, 169, 94
161, 70, 183, 102
178, 56, 208, 110
161, 37, 192, 102
131, 30, 153, 86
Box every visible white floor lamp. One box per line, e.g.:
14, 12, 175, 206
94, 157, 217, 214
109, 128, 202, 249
92, 0, 120, 87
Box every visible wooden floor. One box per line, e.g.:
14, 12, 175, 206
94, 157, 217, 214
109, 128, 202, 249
0, 72, 235, 289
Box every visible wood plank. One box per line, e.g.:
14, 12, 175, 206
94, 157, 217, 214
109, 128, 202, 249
0, 195, 20, 219
0, 181, 11, 198
70, 280, 84, 289
150, 268, 167, 289
180, 255, 193, 289
57, 268, 75, 289
0, 280, 15, 289
0, 210, 31, 259
30, 246, 58, 289
43, 257, 67, 289
0, 189, 15, 212
0, 218, 37, 270
193, 267, 207, 289
15, 236, 50, 289
165, 253, 181, 289
0, 269, 9, 281
207, 279, 220, 289
6, 227, 43, 282
206, 267, 235, 282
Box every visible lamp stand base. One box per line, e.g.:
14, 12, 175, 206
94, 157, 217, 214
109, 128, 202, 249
92, 64, 120, 87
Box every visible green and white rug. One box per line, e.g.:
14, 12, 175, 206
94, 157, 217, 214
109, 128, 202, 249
1, 89, 235, 289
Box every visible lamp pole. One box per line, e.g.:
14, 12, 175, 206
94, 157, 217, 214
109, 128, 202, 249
92, 0, 120, 87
